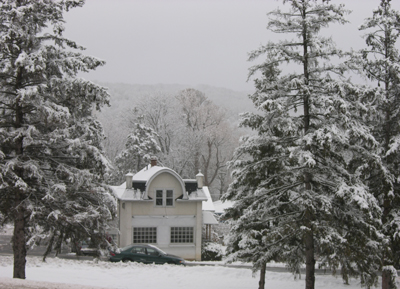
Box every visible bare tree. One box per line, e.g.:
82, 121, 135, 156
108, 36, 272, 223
176, 89, 236, 188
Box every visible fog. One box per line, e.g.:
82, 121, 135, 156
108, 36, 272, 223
63, 0, 400, 91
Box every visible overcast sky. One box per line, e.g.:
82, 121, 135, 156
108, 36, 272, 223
63, 0, 400, 92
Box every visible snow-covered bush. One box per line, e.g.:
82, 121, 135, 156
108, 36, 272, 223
201, 242, 224, 261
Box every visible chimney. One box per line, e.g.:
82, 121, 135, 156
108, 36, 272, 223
196, 170, 204, 189
125, 172, 134, 189
150, 156, 157, 167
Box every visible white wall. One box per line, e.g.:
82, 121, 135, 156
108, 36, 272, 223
131, 215, 197, 260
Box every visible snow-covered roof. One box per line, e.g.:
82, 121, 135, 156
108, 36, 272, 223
110, 182, 126, 199
120, 188, 145, 201
132, 165, 167, 182
202, 186, 215, 211
110, 165, 208, 202
203, 211, 219, 225
213, 200, 234, 214
186, 188, 208, 202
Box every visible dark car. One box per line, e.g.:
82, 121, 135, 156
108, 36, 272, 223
80, 244, 99, 256
71, 239, 99, 256
109, 244, 186, 265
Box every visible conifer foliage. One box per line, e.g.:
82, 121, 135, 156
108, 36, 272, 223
0, 0, 116, 279
358, 0, 400, 275
112, 118, 161, 184
223, 1, 382, 288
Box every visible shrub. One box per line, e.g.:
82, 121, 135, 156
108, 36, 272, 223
202, 242, 224, 261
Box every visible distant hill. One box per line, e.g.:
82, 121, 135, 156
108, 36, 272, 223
96, 82, 255, 118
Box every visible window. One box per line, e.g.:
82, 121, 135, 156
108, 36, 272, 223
156, 190, 163, 206
170, 227, 194, 243
133, 227, 157, 243
146, 248, 159, 256
166, 190, 173, 206
155, 189, 174, 207
131, 247, 146, 254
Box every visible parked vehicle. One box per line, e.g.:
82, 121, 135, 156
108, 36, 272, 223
71, 239, 99, 256
80, 242, 99, 256
109, 244, 186, 265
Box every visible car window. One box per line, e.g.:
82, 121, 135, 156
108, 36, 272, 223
146, 248, 159, 256
147, 244, 167, 255
131, 247, 146, 254
121, 245, 134, 252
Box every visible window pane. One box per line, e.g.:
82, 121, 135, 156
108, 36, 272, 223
156, 190, 163, 206
146, 248, 159, 256
132, 247, 146, 254
170, 227, 194, 243
133, 227, 157, 243
166, 190, 173, 206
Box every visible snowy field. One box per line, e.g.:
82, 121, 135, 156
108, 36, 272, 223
0, 255, 390, 289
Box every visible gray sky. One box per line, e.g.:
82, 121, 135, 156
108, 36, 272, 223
63, 0, 400, 91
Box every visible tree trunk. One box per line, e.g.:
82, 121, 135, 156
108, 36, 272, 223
302, 18, 315, 284
258, 261, 267, 289
13, 67, 27, 279
382, 266, 398, 289
13, 198, 27, 279
194, 150, 200, 177
43, 233, 55, 262
305, 230, 315, 289
381, 28, 395, 289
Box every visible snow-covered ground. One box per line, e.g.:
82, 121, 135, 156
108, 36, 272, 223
0, 255, 391, 289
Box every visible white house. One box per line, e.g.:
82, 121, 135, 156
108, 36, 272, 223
110, 158, 217, 260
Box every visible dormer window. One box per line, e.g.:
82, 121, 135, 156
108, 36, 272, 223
155, 189, 174, 207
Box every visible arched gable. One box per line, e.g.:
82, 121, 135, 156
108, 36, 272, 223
145, 168, 186, 197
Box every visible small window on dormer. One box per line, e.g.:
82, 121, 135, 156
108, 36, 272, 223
155, 189, 174, 207
156, 190, 163, 206
166, 190, 173, 206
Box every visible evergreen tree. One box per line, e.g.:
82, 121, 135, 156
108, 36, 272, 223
112, 117, 161, 184
357, 0, 400, 282
223, 1, 382, 288
0, 0, 116, 279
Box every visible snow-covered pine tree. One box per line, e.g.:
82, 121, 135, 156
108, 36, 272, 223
357, 0, 400, 285
0, 0, 116, 279
223, 1, 382, 288
112, 117, 161, 184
